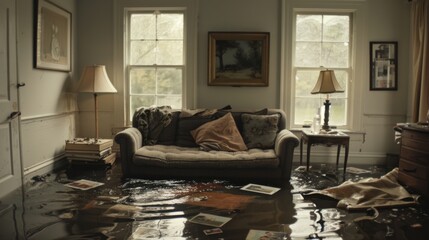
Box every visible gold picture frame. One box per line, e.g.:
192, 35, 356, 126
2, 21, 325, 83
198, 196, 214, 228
208, 32, 269, 86
34, 0, 71, 72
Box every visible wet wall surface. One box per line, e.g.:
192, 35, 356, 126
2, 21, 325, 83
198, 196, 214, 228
0, 163, 428, 240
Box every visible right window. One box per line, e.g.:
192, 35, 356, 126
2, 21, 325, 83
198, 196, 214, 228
292, 13, 352, 128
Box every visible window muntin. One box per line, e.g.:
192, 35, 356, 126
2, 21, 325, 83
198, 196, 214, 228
127, 11, 184, 118
293, 13, 351, 127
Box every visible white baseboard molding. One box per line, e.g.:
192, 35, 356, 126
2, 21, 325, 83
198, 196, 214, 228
23, 154, 68, 182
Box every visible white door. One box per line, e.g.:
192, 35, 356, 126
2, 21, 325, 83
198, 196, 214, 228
0, 0, 22, 198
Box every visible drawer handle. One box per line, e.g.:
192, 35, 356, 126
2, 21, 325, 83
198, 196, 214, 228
403, 168, 417, 173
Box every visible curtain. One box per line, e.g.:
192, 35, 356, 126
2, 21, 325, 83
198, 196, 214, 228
411, 0, 429, 123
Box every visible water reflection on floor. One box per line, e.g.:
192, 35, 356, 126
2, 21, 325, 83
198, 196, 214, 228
0, 163, 428, 239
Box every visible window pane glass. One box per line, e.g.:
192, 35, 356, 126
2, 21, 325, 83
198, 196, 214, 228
294, 97, 323, 124
321, 42, 349, 67
295, 42, 321, 67
130, 14, 156, 39
295, 70, 320, 97
130, 41, 156, 65
157, 14, 183, 39
156, 40, 183, 65
327, 98, 347, 126
130, 68, 156, 94
131, 95, 155, 111
157, 68, 182, 94
323, 15, 349, 42
296, 15, 322, 42
157, 95, 182, 109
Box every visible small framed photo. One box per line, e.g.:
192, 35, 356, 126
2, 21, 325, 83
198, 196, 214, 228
34, 0, 72, 72
64, 179, 104, 190
189, 213, 232, 227
208, 32, 270, 87
240, 183, 280, 195
369, 41, 397, 91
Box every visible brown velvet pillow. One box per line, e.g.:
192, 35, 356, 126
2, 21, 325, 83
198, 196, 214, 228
191, 113, 247, 152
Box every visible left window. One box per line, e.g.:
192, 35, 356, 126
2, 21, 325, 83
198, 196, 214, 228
126, 11, 184, 117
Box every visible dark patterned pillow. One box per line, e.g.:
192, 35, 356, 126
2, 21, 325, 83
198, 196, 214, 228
241, 113, 280, 149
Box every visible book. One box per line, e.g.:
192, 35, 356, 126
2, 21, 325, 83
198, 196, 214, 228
65, 138, 113, 151
69, 152, 116, 166
65, 148, 112, 160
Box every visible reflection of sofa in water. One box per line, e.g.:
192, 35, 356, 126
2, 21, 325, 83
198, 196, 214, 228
115, 107, 299, 186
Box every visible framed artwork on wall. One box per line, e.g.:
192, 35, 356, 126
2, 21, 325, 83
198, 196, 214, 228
34, 0, 71, 72
208, 32, 269, 86
369, 41, 398, 90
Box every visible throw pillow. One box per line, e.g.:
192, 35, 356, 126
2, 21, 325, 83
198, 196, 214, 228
214, 108, 268, 132
191, 113, 247, 152
176, 116, 213, 147
241, 113, 280, 149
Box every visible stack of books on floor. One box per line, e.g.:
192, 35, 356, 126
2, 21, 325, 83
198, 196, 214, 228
65, 138, 116, 166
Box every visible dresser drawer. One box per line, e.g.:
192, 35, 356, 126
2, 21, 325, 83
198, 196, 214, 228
399, 159, 428, 180
398, 171, 428, 197
402, 129, 429, 143
400, 146, 429, 165
401, 137, 429, 153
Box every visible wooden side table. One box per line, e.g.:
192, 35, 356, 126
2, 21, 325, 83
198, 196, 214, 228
300, 130, 350, 174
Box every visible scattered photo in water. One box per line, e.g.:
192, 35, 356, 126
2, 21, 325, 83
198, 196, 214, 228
64, 179, 104, 190
240, 183, 280, 195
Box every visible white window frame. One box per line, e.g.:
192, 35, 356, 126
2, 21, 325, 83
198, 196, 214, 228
113, 1, 197, 127
125, 9, 186, 119
290, 12, 353, 129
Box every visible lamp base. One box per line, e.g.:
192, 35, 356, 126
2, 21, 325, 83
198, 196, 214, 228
322, 99, 331, 131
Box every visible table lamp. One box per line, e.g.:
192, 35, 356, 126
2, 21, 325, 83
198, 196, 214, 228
77, 65, 117, 139
311, 69, 344, 131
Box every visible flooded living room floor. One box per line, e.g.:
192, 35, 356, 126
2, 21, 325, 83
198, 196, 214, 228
0, 162, 428, 240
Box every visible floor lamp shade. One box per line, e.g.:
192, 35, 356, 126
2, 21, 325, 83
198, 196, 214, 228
77, 65, 117, 93
77, 65, 117, 139
311, 69, 344, 131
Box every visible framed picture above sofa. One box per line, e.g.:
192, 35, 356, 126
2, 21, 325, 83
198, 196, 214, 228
208, 32, 270, 87
34, 0, 71, 72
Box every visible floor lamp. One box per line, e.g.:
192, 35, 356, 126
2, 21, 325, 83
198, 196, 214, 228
77, 65, 117, 140
311, 69, 344, 131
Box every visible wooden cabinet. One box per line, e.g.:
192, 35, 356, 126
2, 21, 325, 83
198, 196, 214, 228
398, 125, 429, 197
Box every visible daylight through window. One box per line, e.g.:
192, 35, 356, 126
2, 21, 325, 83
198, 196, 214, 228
293, 13, 351, 128
127, 11, 184, 118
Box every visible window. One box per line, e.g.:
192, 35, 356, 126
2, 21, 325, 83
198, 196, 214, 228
292, 13, 352, 128
126, 11, 185, 118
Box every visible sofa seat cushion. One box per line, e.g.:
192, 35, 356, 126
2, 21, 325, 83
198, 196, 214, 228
133, 145, 278, 168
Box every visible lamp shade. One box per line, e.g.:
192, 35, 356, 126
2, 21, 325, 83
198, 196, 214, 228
311, 69, 344, 94
77, 65, 117, 93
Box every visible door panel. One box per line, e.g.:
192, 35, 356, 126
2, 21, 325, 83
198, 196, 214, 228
0, 0, 22, 198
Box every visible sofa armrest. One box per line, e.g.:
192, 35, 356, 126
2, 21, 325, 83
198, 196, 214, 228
114, 127, 143, 177
274, 129, 300, 181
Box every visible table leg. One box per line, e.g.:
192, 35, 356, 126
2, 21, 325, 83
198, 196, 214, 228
344, 143, 349, 175
336, 145, 341, 168
306, 141, 311, 171
300, 137, 304, 165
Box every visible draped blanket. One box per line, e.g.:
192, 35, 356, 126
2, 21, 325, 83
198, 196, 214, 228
132, 106, 173, 145
306, 168, 419, 210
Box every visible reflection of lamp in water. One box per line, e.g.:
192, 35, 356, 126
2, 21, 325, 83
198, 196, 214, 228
311, 69, 344, 131
77, 65, 117, 139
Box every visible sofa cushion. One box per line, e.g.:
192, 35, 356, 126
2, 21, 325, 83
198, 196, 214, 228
156, 111, 180, 145
176, 116, 214, 147
133, 145, 278, 168
215, 108, 268, 132
241, 113, 280, 149
191, 113, 247, 152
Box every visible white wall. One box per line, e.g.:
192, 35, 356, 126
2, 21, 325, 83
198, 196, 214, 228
16, 0, 78, 178
197, 0, 281, 109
